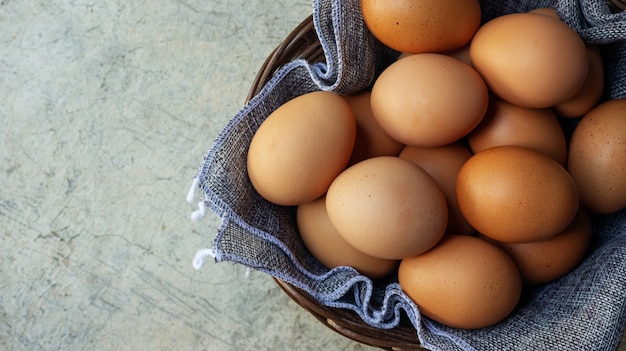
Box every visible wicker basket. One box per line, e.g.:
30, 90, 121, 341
610, 0, 626, 10
242, 5, 626, 351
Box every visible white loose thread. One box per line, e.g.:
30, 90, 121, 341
188, 177, 207, 221
187, 177, 200, 204
244, 267, 252, 279
190, 200, 207, 221
193, 248, 216, 270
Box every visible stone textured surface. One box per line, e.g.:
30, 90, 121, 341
0, 1, 376, 350
0, 0, 624, 350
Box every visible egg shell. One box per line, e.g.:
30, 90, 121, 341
554, 45, 605, 118
398, 235, 522, 329
297, 196, 399, 279
457, 145, 579, 243
467, 97, 568, 165
247, 91, 355, 206
360, 0, 481, 54
469, 12, 588, 108
326, 156, 448, 260
401, 45, 472, 66
482, 208, 592, 286
371, 53, 489, 147
444, 44, 471, 66
399, 143, 475, 235
343, 91, 404, 165
567, 98, 626, 214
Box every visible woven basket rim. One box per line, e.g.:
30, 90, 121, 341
609, 0, 626, 10
245, 15, 324, 103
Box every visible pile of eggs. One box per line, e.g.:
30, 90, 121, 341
246, 0, 626, 329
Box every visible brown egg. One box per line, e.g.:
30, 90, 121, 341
482, 208, 592, 286
467, 97, 568, 165
326, 156, 448, 260
371, 53, 489, 147
457, 145, 579, 243
398, 48, 472, 66
444, 44, 471, 66
469, 12, 588, 108
343, 91, 404, 165
567, 98, 626, 213
247, 91, 355, 206
360, 0, 481, 54
398, 235, 522, 329
554, 45, 605, 118
297, 196, 399, 279
399, 143, 475, 235
397, 52, 412, 60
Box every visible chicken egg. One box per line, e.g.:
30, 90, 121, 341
469, 12, 588, 108
326, 156, 448, 260
567, 98, 626, 214
398, 235, 522, 329
343, 91, 404, 165
467, 97, 568, 165
399, 143, 475, 235
297, 195, 399, 279
360, 0, 481, 54
371, 53, 488, 147
247, 91, 355, 206
457, 145, 579, 243
554, 45, 605, 118
482, 208, 592, 286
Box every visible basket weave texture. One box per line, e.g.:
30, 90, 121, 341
192, 0, 626, 350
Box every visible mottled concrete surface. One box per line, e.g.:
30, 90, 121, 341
0, 1, 624, 350
0, 1, 377, 350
